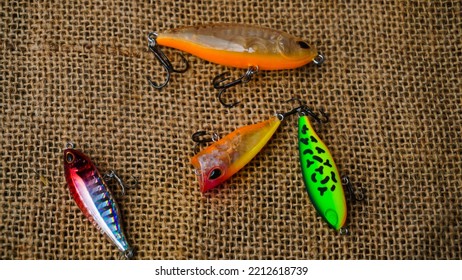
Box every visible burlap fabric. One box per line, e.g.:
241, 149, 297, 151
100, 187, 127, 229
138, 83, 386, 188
1, 0, 460, 260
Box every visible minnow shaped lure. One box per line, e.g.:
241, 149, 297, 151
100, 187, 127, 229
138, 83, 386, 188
148, 23, 324, 107
191, 115, 283, 192
155, 23, 321, 70
296, 110, 347, 231
63, 143, 134, 259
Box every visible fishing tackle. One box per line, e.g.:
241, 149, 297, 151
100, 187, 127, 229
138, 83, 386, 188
191, 107, 302, 193
147, 33, 189, 89
63, 143, 134, 259
291, 100, 363, 232
148, 23, 324, 107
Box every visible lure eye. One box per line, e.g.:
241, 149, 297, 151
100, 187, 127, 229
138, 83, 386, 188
208, 168, 222, 180
297, 41, 310, 49
65, 152, 75, 163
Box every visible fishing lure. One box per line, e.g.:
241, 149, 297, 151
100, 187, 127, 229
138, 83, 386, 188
148, 23, 324, 107
288, 99, 364, 232
191, 107, 302, 192
63, 143, 134, 259
294, 106, 348, 231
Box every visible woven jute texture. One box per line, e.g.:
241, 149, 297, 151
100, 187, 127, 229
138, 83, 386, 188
1, 0, 461, 260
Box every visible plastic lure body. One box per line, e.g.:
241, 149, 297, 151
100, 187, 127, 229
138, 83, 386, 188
191, 116, 281, 192
156, 23, 319, 70
63, 147, 133, 259
297, 115, 347, 231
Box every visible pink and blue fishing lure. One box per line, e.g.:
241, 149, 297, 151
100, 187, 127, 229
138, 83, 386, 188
63, 144, 133, 259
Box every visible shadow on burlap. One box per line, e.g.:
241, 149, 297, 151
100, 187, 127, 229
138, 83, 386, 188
1, 0, 460, 259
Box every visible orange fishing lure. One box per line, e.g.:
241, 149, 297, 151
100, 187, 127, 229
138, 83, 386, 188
191, 116, 282, 192
190, 104, 307, 192
155, 24, 320, 70
148, 23, 324, 107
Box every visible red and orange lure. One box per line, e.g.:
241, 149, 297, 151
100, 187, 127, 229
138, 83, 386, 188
148, 23, 324, 107
63, 143, 134, 259
191, 106, 303, 192
191, 116, 281, 192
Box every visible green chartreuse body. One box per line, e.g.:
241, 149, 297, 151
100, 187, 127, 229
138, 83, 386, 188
298, 115, 347, 231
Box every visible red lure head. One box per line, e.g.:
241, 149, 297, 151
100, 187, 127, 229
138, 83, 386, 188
191, 147, 231, 193
63, 146, 100, 231
63, 147, 99, 198
63, 148, 93, 171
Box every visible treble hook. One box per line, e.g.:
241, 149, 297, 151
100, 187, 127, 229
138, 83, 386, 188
340, 176, 365, 236
104, 170, 139, 196
285, 97, 329, 124
147, 32, 189, 89
277, 105, 304, 121
342, 176, 365, 202
301, 107, 329, 124
191, 131, 219, 153
212, 66, 259, 108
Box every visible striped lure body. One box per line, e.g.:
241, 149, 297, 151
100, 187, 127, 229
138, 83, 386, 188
298, 116, 347, 231
63, 147, 133, 259
156, 23, 319, 70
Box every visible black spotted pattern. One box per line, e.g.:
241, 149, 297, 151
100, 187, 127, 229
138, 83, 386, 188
315, 166, 324, 174
299, 118, 340, 197
313, 155, 323, 163
331, 171, 337, 183
318, 187, 328, 196
311, 173, 317, 183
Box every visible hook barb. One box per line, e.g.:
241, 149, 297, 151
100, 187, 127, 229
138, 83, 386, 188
147, 33, 189, 89
212, 66, 258, 108
148, 68, 171, 89
218, 88, 241, 108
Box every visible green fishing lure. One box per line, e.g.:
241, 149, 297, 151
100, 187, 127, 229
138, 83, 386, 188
296, 107, 347, 231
